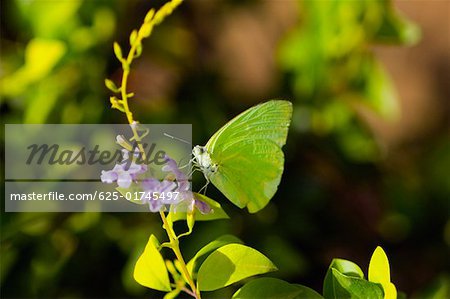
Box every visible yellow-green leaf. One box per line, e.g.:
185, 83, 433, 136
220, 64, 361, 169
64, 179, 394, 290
369, 246, 397, 299
133, 235, 171, 292
187, 234, 242, 276
233, 278, 323, 299
197, 244, 277, 291
168, 193, 229, 223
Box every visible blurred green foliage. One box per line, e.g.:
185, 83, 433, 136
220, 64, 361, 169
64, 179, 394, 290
1, 0, 116, 123
279, 0, 420, 161
1, 0, 448, 298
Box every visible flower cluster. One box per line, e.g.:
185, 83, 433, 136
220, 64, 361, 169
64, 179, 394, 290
100, 149, 147, 188
159, 155, 211, 214
101, 144, 211, 214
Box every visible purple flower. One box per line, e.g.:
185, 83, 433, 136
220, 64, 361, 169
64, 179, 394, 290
140, 156, 194, 213
193, 199, 212, 214
162, 155, 187, 181
161, 155, 212, 214
162, 155, 191, 190
162, 155, 193, 199
141, 178, 179, 212
171, 194, 212, 214
100, 152, 213, 214
100, 162, 147, 188
121, 148, 141, 161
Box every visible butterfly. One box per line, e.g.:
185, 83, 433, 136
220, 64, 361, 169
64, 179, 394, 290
193, 100, 293, 213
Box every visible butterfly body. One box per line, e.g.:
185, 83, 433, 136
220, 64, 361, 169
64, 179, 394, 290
194, 100, 293, 213
193, 145, 218, 176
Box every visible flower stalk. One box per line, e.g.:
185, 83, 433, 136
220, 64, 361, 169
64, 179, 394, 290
105, 1, 200, 297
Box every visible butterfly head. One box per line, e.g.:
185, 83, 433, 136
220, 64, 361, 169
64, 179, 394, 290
192, 146, 218, 175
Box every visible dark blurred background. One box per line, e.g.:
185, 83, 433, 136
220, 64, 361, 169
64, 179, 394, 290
1, 0, 449, 298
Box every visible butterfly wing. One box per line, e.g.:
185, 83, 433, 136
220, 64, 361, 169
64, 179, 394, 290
206, 100, 292, 150
205, 100, 292, 213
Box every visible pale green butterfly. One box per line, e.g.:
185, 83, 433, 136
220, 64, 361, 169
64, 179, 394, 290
193, 100, 293, 213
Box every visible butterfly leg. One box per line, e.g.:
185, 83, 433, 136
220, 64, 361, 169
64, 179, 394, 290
198, 177, 210, 195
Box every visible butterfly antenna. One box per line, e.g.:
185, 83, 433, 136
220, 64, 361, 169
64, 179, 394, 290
164, 133, 192, 145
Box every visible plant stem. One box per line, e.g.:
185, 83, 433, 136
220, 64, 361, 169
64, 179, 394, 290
114, 2, 196, 297
118, 0, 184, 158
120, 37, 147, 158
159, 211, 200, 298
182, 287, 197, 298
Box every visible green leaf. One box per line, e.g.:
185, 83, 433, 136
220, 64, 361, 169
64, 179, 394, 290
329, 268, 384, 299
133, 235, 171, 292
369, 247, 391, 285
197, 244, 277, 291
323, 258, 384, 299
168, 193, 229, 239
292, 284, 324, 298
327, 259, 365, 279
168, 193, 229, 223
323, 259, 367, 299
187, 234, 242, 276
368, 246, 397, 299
233, 278, 323, 299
